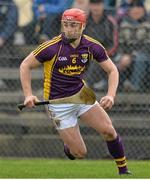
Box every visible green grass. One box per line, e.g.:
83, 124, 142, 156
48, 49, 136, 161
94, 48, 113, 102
0, 158, 150, 178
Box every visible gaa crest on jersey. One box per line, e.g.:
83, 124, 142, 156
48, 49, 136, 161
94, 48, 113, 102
58, 56, 68, 61
81, 53, 88, 63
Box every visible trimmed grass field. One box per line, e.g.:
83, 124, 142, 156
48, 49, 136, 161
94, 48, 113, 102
0, 158, 150, 178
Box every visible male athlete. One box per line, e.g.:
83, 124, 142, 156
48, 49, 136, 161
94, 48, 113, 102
20, 8, 131, 175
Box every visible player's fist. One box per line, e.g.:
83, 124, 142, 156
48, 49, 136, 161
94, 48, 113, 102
24, 95, 39, 108
99, 95, 114, 110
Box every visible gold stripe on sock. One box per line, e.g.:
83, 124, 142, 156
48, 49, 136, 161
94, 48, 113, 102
115, 156, 127, 168
117, 163, 127, 167
115, 156, 126, 162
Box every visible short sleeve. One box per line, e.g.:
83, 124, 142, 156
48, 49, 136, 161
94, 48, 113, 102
32, 42, 55, 63
91, 43, 109, 63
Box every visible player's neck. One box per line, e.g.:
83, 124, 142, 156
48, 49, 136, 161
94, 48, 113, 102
70, 37, 81, 48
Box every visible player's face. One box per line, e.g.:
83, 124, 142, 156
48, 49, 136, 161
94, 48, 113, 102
61, 21, 84, 40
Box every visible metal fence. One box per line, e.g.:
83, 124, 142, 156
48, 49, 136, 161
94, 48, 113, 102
0, 2, 150, 160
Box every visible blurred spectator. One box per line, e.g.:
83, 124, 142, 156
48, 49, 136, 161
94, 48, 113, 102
104, 0, 117, 15
84, 0, 118, 90
31, 0, 74, 44
120, 0, 145, 3
0, 0, 18, 89
116, 0, 145, 23
117, 2, 150, 91
105, 0, 117, 8
0, 0, 18, 48
14, 0, 33, 45
71, 0, 90, 14
145, 0, 150, 12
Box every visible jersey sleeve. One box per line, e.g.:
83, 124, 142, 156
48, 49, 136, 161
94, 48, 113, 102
32, 42, 55, 63
91, 43, 109, 63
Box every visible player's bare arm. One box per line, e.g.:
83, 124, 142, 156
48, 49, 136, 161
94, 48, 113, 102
20, 53, 41, 108
99, 58, 119, 110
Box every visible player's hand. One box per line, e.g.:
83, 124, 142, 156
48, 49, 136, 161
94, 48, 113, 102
24, 95, 39, 108
99, 95, 114, 110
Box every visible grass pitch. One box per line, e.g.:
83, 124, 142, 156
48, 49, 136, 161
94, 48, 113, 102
0, 158, 150, 178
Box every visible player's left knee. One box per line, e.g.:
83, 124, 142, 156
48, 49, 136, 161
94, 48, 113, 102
102, 126, 117, 141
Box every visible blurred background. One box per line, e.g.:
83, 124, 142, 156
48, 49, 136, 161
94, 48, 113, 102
0, 0, 150, 160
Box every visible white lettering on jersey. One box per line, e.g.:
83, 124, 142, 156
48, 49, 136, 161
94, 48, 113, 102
58, 56, 68, 61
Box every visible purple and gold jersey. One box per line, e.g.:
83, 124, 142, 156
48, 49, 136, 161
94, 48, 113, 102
32, 34, 109, 100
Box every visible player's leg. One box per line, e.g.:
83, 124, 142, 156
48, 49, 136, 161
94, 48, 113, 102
79, 103, 130, 174
80, 103, 117, 140
47, 104, 87, 159
58, 124, 87, 159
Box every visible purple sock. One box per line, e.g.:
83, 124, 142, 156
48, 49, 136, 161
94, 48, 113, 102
106, 135, 128, 174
